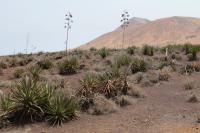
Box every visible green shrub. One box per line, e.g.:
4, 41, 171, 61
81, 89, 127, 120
127, 46, 136, 55
59, 57, 79, 75
18, 57, 33, 66
81, 73, 98, 89
90, 47, 97, 52
115, 55, 132, 68
0, 68, 2, 75
158, 62, 169, 70
188, 47, 198, 61
46, 94, 77, 126
98, 48, 109, 59
78, 69, 127, 110
0, 62, 7, 69
78, 73, 99, 111
0, 76, 77, 126
98, 66, 121, 82
161, 44, 184, 54
142, 45, 154, 56
9, 58, 18, 67
131, 59, 147, 74
37, 59, 53, 69
6, 76, 51, 123
13, 68, 24, 78
0, 94, 13, 115
184, 44, 192, 55
28, 66, 42, 82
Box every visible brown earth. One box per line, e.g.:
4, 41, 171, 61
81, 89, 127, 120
2, 73, 200, 133
1, 49, 200, 133
80, 16, 200, 49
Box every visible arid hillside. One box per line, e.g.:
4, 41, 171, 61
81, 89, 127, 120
80, 16, 200, 49
1, 45, 200, 133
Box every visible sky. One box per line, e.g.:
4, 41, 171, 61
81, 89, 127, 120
0, 0, 200, 55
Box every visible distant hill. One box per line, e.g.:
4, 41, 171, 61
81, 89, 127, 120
80, 16, 200, 49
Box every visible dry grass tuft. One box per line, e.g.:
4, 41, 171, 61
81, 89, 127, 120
187, 94, 198, 103
128, 84, 146, 98
88, 94, 119, 115
184, 80, 195, 90
115, 95, 137, 107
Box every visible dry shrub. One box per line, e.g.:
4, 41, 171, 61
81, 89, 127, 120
0, 68, 3, 76
128, 84, 146, 98
147, 71, 159, 84
115, 95, 137, 107
159, 71, 170, 81
13, 68, 25, 78
184, 80, 195, 90
188, 94, 198, 103
88, 94, 118, 115
133, 72, 152, 86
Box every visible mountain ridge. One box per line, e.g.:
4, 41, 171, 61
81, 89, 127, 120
80, 16, 200, 49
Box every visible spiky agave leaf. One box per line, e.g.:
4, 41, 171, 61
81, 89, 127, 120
45, 94, 77, 126
0, 94, 13, 117
8, 76, 47, 123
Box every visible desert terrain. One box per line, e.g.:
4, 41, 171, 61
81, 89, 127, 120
1, 44, 200, 133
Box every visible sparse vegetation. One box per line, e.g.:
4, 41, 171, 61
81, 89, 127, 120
158, 62, 169, 70
142, 45, 154, 56
127, 46, 136, 55
187, 94, 198, 103
89, 94, 118, 115
28, 66, 42, 82
184, 80, 195, 90
158, 71, 170, 81
98, 47, 109, 59
37, 58, 53, 69
90, 47, 97, 52
188, 47, 198, 61
46, 93, 77, 126
13, 68, 24, 78
131, 58, 147, 74
0, 62, 7, 69
128, 85, 145, 98
59, 57, 79, 75
115, 55, 132, 68
0, 76, 77, 126
2, 43, 200, 130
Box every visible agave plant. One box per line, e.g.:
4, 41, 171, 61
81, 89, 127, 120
45, 94, 77, 126
78, 73, 99, 111
79, 73, 98, 97
28, 66, 42, 82
99, 79, 119, 98
0, 95, 13, 117
8, 76, 47, 123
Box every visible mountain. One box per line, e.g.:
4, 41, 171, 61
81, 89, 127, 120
80, 16, 200, 49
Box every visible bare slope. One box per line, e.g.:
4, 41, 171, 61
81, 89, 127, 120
80, 16, 200, 49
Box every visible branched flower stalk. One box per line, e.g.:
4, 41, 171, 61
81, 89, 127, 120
120, 11, 130, 49
64, 12, 73, 53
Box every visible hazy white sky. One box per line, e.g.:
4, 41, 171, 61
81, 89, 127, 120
0, 0, 200, 55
